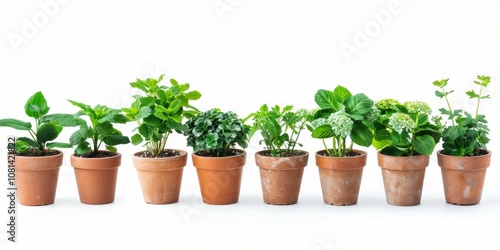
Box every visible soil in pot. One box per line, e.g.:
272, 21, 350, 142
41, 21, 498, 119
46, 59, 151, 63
15, 150, 63, 206
133, 149, 187, 204
377, 152, 429, 206
255, 150, 309, 205
316, 149, 366, 206
71, 151, 121, 205
192, 149, 246, 205
437, 149, 491, 205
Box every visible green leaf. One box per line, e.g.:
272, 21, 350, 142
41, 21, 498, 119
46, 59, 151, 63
16, 137, 38, 148
413, 135, 435, 155
15, 140, 32, 153
131, 133, 143, 145
314, 89, 341, 110
96, 122, 114, 136
350, 122, 373, 147
24, 91, 49, 118
333, 85, 352, 104
0, 119, 32, 130
102, 135, 130, 146
74, 141, 91, 155
46, 142, 73, 149
345, 93, 373, 116
311, 124, 334, 139
186, 91, 202, 100
137, 106, 152, 120
41, 114, 78, 127
37, 123, 59, 143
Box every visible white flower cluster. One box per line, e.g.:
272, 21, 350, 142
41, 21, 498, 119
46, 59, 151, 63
311, 111, 353, 138
388, 113, 415, 134
404, 101, 432, 115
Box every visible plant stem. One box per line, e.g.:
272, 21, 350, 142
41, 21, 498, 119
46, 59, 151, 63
442, 86, 455, 126
475, 85, 483, 119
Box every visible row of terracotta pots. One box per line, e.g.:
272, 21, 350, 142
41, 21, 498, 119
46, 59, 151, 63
14, 148, 492, 206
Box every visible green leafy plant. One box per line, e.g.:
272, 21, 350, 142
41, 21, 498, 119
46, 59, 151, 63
69, 100, 130, 157
0, 91, 75, 156
122, 74, 201, 158
308, 85, 377, 157
184, 108, 250, 157
433, 75, 491, 156
244, 104, 309, 157
372, 98, 441, 156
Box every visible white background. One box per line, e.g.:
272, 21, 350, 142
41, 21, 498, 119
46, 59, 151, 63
1, 0, 499, 249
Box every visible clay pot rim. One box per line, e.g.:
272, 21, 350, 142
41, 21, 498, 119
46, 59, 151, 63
192, 149, 246, 170
315, 149, 367, 158
14, 149, 63, 158
437, 149, 492, 159
14, 150, 63, 171
192, 148, 246, 159
133, 149, 188, 159
377, 151, 430, 171
70, 151, 122, 170
255, 149, 309, 158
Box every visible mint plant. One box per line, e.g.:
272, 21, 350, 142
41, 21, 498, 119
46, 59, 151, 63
0, 91, 75, 156
122, 74, 201, 158
244, 104, 308, 157
433, 75, 491, 156
308, 85, 377, 157
372, 99, 441, 156
184, 108, 250, 157
69, 100, 130, 157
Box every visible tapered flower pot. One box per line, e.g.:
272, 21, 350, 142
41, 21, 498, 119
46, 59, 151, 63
133, 150, 187, 204
71, 152, 121, 205
14, 150, 63, 206
192, 149, 246, 205
315, 149, 366, 206
377, 152, 429, 206
437, 149, 492, 205
255, 150, 309, 205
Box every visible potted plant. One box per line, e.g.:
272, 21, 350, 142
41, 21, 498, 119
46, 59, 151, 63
244, 104, 309, 205
308, 85, 378, 206
122, 74, 201, 204
184, 108, 250, 205
0, 91, 75, 206
372, 98, 441, 206
433, 75, 492, 205
68, 100, 130, 205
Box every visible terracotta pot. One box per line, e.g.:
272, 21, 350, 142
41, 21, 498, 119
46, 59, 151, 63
192, 149, 246, 205
14, 150, 63, 206
132, 150, 187, 204
255, 150, 309, 205
437, 149, 492, 205
315, 149, 366, 206
71, 152, 121, 205
377, 152, 429, 206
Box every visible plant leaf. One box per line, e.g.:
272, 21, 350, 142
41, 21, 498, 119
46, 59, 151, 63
24, 91, 49, 118
0, 119, 32, 130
